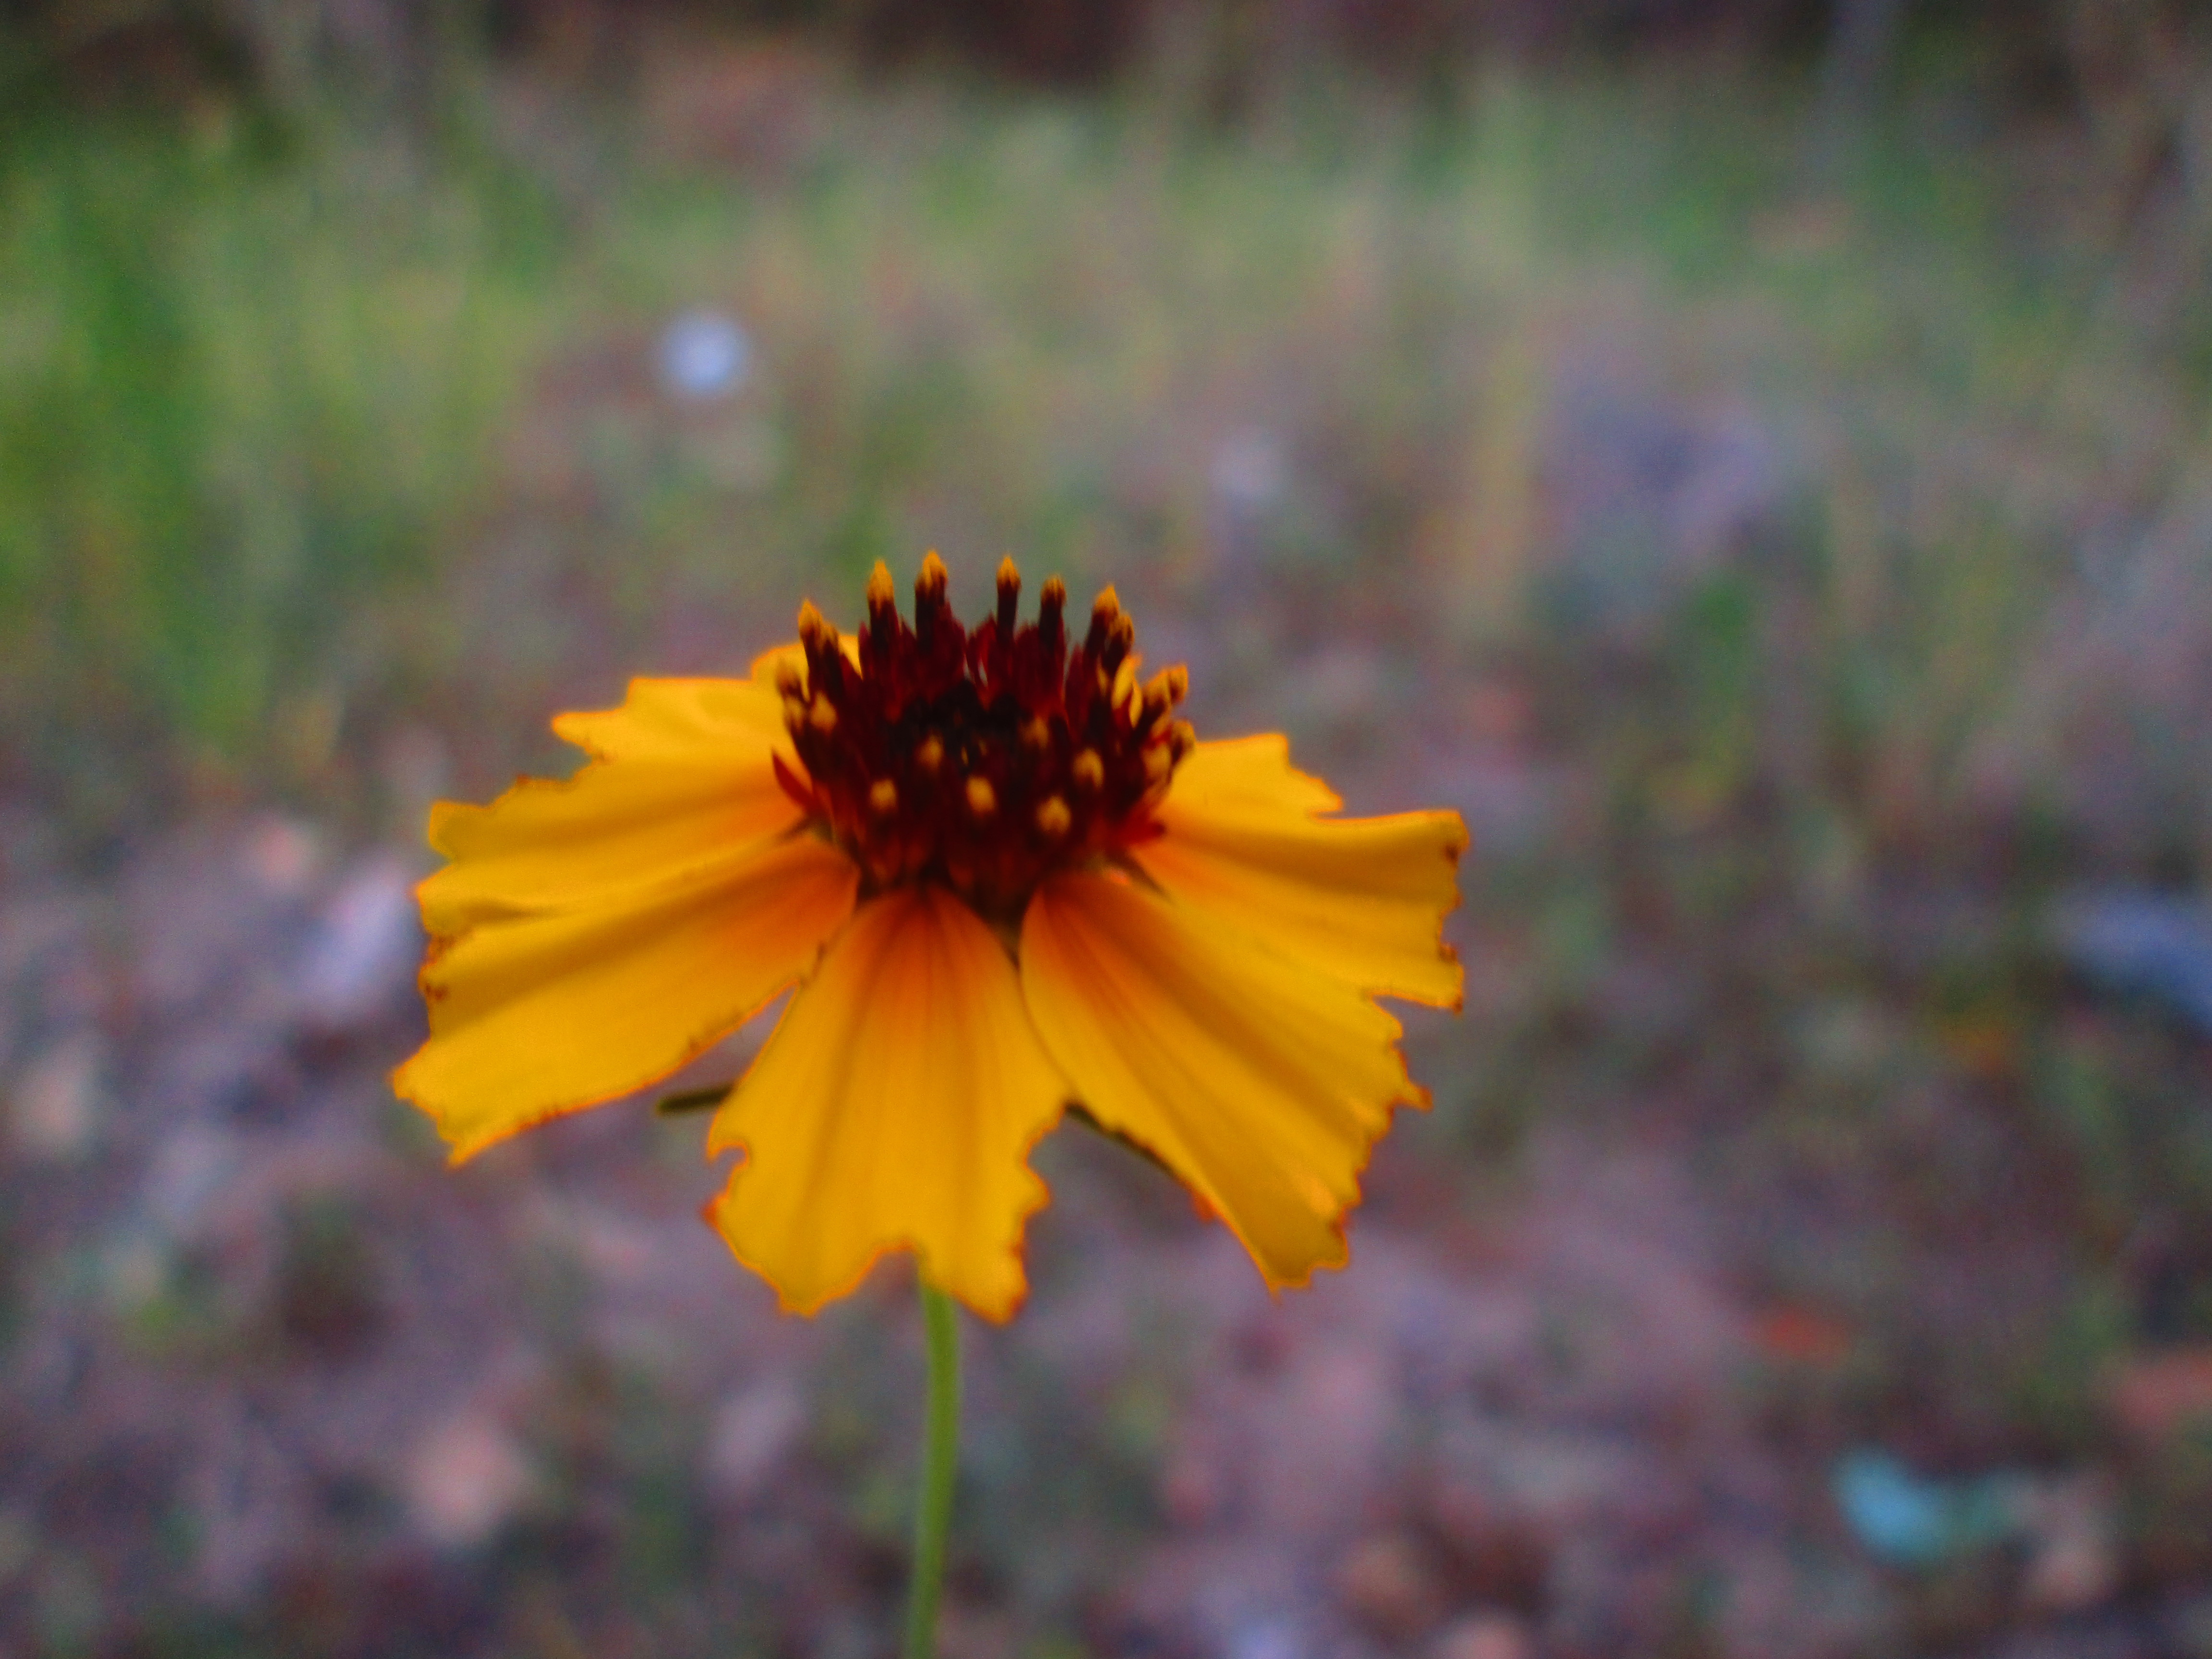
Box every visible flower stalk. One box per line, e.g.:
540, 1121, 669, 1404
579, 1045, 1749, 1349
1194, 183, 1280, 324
904, 1284, 962, 1659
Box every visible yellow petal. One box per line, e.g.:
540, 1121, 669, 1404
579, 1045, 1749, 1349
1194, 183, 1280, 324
551, 663, 792, 764
1020, 868, 1424, 1291
1156, 732, 1343, 815
395, 834, 857, 1161
419, 666, 804, 936
707, 886, 1069, 1322
1135, 734, 1467, 1009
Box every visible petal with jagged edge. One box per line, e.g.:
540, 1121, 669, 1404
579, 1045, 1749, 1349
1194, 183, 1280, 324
708, 885, 1069, 1322
1132, 735, 1467, 1009
1020, 867, 1424, 1292
395, 833, 857, 1161
418, 653, 805, 937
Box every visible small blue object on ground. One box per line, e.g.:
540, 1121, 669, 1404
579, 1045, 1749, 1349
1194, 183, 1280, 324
1832, 1449, 2026, 1568
658, 309, 753, 401
2051, 890, 2212, 1037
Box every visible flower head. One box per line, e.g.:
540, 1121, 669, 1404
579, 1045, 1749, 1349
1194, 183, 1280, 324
775, 553, 1189, 918
395, 556, 1467, 1320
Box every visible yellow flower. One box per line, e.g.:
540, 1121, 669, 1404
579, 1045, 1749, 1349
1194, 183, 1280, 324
395, 555, 1467, 1321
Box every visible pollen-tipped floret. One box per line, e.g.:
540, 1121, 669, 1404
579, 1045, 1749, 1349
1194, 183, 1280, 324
775, 556, 1191, 914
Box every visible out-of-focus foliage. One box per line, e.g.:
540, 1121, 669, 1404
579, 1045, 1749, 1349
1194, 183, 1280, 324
0, 94, 558, 820
3, 0, 2203, 90
4, 4, 2210, 850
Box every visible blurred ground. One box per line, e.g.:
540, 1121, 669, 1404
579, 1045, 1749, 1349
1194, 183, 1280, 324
6, 8, 2212, 1658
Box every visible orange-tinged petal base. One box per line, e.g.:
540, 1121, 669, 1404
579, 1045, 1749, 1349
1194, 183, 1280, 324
1137, 735, 1467, 1008
1020, 868, 1425, 1291
708, 885, 1069, 1321
397, 834, 858, 1161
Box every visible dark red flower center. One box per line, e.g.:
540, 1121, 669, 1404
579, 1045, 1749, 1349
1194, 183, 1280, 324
776, 553, 1193, 919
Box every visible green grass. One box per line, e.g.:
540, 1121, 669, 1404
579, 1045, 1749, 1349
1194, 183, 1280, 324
0, 105, 553, 819
3, 52, 2207, 851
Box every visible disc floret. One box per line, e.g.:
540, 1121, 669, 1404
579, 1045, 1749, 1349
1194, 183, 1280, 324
776, 554, 1194, 917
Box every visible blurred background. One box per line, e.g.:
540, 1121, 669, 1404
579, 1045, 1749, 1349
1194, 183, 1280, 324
5, 1, 2212, 1654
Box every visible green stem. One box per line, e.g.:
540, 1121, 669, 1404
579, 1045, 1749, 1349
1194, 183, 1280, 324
903, 1283, 962, 1659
